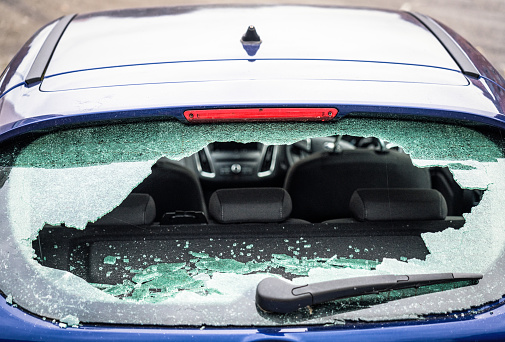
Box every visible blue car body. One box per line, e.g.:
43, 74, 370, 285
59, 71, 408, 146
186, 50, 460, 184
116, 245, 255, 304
1, 6, 504, 137
1, 5, 505, 341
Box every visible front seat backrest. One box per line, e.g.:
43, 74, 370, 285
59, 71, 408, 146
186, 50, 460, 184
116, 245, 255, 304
133, 157, 206, 222
284, 149, 431, 222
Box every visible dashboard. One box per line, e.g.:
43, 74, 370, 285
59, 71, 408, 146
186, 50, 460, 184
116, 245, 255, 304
181, 136, 389, 189
194, 142, 279, 180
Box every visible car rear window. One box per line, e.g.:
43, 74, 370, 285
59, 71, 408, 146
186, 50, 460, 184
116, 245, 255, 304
0, 117, 504, 327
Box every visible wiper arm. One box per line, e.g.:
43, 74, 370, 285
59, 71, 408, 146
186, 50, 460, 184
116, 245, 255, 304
256, 273, 483, 314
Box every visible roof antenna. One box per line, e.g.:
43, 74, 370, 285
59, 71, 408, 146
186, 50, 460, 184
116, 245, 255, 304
241, 25, 262, 57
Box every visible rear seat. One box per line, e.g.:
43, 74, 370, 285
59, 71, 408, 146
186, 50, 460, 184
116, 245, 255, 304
208, 188, 307, 224
91, 193, 156, 226
324, 188, 465, 228
349, 188, 447, 222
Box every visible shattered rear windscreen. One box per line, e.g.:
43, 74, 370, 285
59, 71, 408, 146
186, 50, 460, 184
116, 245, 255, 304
1, 117, 505, 326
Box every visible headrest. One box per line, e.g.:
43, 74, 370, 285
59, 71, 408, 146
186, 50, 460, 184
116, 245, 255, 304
284, 149, 432, 222
92, 193, 156, 226
349, 188, 447, 221
209, 188, 292, 223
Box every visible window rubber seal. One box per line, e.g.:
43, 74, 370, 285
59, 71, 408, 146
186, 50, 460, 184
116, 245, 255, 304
408, 12, 480, 79
25, 14, 77, 87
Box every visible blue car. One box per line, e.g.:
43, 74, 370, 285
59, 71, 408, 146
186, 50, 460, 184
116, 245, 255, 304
1, 5, 505, 341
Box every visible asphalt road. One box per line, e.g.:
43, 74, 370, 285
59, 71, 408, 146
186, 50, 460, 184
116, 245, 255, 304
1, 0, 504, 76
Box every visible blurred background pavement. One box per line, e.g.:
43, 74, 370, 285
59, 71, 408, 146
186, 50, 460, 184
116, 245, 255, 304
1, 0, 504, 76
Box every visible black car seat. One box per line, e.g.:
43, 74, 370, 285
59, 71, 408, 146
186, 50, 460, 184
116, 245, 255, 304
132, 157, 207, 222
323, 188, 465, 230
284, 149, 431, 222
208, 188, 307, 224
92, 193, 156, 226
347, 188, 447, 222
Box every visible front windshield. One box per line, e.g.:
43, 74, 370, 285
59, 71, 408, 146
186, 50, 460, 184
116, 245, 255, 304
0, 117, 504, 326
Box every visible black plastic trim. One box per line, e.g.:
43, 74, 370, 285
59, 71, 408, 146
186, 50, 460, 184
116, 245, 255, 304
256, 273, 483, 314
409, 12, 480, 79
25, 14, 77, 86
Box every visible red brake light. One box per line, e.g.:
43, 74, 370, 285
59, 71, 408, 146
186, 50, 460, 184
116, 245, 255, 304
183, 108, 338, 123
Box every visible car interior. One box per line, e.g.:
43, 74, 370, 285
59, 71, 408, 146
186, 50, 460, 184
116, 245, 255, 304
34, 136, 483, 287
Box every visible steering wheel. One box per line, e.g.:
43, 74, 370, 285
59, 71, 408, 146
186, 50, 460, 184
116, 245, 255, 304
286, 136, 386, 166
286, 136, 356, 166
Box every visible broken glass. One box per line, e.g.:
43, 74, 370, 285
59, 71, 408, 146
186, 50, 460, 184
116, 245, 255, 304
0, 118, 504, 326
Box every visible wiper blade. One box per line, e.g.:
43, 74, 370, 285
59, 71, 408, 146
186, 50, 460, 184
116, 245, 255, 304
256, 273, 483, 314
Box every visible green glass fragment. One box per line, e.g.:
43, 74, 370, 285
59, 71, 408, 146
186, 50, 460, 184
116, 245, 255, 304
447, 163, 477, 170
143, 263, 186, 274
132, 271, 162, 284
144, 270, 197, 290
325, 257, 379, 270
104, 256, 119, 265
104, 284, 134, 297
130, 286, 150, 300
195, 258, 250, 274
189, 251, 210, 258
205, 288, 223, 295
246, 261, 271, 272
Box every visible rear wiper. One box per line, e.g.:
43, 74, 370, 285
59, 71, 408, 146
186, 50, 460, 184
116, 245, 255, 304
256, 273, 483, 314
